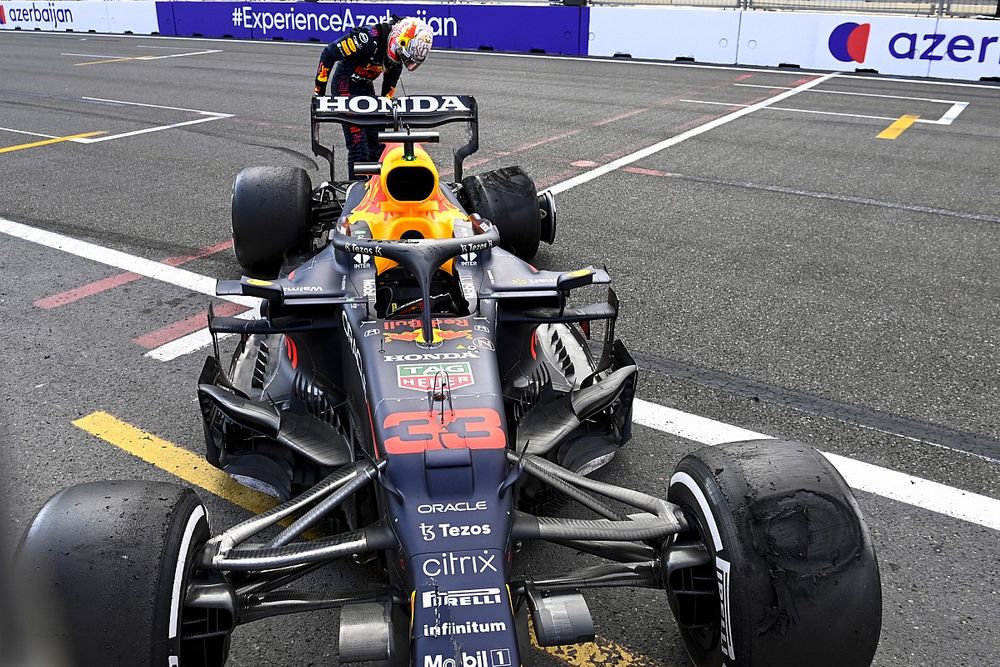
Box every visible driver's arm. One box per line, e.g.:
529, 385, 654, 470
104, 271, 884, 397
313, 43, 341, 95
380, 63, 403, 99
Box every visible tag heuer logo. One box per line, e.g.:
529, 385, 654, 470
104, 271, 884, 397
397, 362, 474, 392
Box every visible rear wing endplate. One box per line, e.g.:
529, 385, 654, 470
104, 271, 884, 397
311, 94, 479, 181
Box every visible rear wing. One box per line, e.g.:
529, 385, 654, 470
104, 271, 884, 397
311, 94, 479, 181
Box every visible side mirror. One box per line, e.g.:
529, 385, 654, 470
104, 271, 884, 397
557, 268, 596, 292
556, 268, 596, 316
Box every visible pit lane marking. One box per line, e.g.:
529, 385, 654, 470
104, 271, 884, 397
67, 97, 232, 144
679, 99, 964, 127
0, 216, 257, 307
144, 311, 254, 361
878, 114, 920, 140
544, 72, 837, 196
632, 399, 1000, 532
61, 51, 133, 59
35, 239, 234, 309
3, 217, 999, 531
0, 98, 232, 149
733, 83, 969, 126
134, 302, 250, 350
73, 410, 663, 667
0, 130, 104, 154
68, 49, 222, 66
73, 411, 277, 514
0, 126, 60, 139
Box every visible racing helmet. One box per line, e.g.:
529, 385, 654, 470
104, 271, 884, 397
387, 17, 433, 71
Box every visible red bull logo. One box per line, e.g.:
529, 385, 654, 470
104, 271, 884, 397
383, 318, 472, 343
385, 328, 472, 344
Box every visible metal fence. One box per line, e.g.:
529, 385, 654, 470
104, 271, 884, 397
585, 0, 1000, 17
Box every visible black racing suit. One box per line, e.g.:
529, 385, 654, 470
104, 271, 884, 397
314, 19, 403, 178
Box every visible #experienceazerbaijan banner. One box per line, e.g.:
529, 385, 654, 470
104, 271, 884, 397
155, 2, 589, 55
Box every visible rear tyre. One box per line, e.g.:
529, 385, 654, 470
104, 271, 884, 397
665, 440, 881, 667
17, 481, 227, 667
232, 166, 312, 278
461, 166, 553, 261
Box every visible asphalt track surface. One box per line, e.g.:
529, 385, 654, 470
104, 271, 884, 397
2, 31, 1000, 667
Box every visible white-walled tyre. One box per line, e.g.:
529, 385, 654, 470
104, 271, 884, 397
17, 481, 227, 667
665, 440, 881, 667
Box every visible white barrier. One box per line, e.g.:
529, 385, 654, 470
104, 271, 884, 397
923, 17, 1000, 80
737, 11, 942, 78
589, 7, 742, 64
105, 2, 160, 35
0, 1, 158, 35
588, 8, 999, 81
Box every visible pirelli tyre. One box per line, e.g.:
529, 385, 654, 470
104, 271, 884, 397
665, 440, 881, 667
461, 166, 556, 261
232, 166, 312, 278
16, 481, 227, 667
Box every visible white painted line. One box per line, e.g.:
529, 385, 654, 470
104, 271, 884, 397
73, 116, 233, 144
938, 101, 968, 125
144, 311, 254, 362
633, 399, 765, 445
632, 398, 1000, 532
79, 96, 230, 116
141, 49, 222, 61
68, 96, 233, 144
0, 126, 59, 139
736, 83, 962, 104
681, 99, 954, 125
63, 49, 220, 62
545, 72, 836, 195
821, 452, 1000, 531
61, 52, 131, 59
0, 217, 256, 308
733, 84, 970, 125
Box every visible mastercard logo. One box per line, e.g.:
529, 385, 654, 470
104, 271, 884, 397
829, 22, 871, 64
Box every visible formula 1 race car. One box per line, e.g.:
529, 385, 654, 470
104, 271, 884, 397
18, 95, 882, 667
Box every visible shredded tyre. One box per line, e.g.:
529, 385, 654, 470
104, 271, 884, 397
665, 439, 882, 667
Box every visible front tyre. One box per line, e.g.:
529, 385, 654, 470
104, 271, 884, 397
665, 440, 881, 667
17, 481, 227, 667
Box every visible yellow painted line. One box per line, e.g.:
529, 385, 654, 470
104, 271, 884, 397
74, 56, 149, 66
0, 131, 104, 154
75, 411, 665, 666
73, 411, 277, 515
877, 114, 919, 140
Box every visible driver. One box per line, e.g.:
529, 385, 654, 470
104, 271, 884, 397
313, 17, 434, 178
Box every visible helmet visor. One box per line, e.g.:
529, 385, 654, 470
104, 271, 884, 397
399, 44, 425, 71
